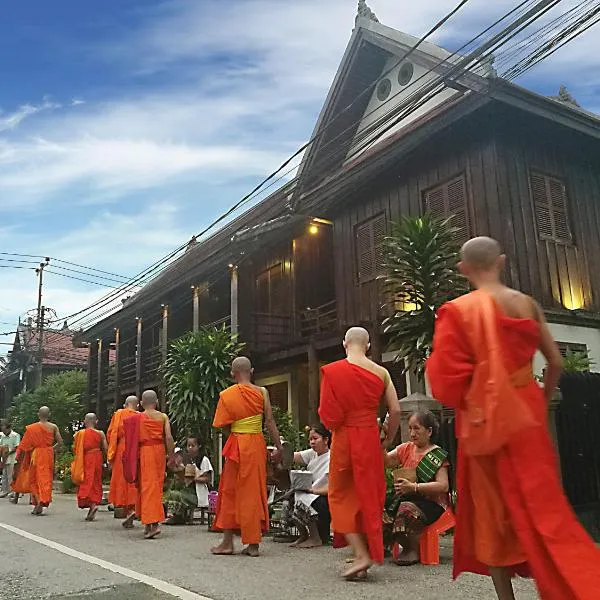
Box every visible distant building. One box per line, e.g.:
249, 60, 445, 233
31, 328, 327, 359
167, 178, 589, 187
0, 320, 88, 416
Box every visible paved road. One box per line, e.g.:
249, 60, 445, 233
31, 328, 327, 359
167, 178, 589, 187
0, 494, 539, 600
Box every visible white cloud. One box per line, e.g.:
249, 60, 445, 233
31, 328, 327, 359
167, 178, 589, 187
0, 99, 60, 132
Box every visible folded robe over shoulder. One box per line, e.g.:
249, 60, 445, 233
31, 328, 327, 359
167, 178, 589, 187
319, 359, 386, 564
107, 408, 138, 508
213, 384, 269, 545
17, 423, 54, 507
426, 290, 600, 600
72, 428, 103, 509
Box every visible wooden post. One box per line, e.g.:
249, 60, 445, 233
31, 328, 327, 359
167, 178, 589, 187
161, 305, 169, 413
136, 318, 143, 400
114, 328, 121, 408
87, 341, 96, 412
96, 339, 109, 426
308, 344, 319, 424
230, 266, 239, 336
192, 286, 200, 332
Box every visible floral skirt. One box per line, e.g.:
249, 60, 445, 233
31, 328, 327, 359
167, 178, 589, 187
383, 494, 445, 547
282, 495, 331, 543
163, 483, 197, 524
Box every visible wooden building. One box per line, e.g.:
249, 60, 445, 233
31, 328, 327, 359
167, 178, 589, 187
80, 7, 600, 428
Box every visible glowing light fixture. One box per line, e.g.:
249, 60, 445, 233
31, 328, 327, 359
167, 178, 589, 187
308, 224, 319, 235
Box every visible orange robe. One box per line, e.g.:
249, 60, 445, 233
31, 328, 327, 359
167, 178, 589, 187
213, 384, 268, 545
17, 423, 55, 507
123, 413, 166, 525
318, 359, 386, 563
72, 429, 104, 509
107, 408, 137, 509
11, 449, 32, 495
426, 290, 600, 600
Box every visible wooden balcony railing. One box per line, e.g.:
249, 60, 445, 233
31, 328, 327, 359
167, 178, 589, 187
143, 346, 162, 382
300, 300, 338, 339
120, 356, 136, 388
249, 312, 293, 352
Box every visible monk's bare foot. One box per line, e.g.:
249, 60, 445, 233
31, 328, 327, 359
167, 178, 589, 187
31, 504, 43, 515
122, 513, 135, 529
289, 534, 308, 548
343, 558, 371, 580
144, 525, 161, 539
210, 543, 234, 556
86, 506, 98, 521
241, 544, 260, 557
297, 538, 322, 549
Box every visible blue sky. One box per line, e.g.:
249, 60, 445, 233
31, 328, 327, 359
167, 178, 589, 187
1, 0, 599, 350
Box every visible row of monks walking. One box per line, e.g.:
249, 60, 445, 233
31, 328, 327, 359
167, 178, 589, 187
6, 237, 600, 600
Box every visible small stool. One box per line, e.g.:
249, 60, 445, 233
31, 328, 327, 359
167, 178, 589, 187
419, 507, 456, 565
391, 507, 455, 565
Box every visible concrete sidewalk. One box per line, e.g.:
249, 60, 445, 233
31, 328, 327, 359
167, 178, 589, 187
0, 494, 540, 600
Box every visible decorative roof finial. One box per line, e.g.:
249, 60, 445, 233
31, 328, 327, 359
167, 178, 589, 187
557, 85, 580, 108
356, 0, 379, 25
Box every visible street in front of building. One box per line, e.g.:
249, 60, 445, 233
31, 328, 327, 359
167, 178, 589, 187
0, 494, 538, 600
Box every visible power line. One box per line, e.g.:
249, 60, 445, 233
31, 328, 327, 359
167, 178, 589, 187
48, 0, 478, 329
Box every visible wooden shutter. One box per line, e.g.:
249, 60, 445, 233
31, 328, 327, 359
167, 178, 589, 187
423, 174, 470, 244
356, 214, 386, 283
530, 171, 573, 244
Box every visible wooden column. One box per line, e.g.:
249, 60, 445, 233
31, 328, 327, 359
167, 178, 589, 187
87, 341, 97, 412
192, 286, 200, 333
308, 344, 319, 424
114, 328, 121, 408
135, 318, 143, 400
370, 325, 382, 363
96, 339, 109, 426
161, 305, 169, 413
230, 266, 239, 336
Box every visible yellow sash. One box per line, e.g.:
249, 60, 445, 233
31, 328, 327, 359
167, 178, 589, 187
231, 413, 263, 434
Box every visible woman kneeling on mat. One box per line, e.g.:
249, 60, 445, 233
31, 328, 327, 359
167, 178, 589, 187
384, 410, 450, 565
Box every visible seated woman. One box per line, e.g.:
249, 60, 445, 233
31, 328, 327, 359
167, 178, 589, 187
164, 434, 213, 525
384, 410, 450, 565
282, 423, 331, 548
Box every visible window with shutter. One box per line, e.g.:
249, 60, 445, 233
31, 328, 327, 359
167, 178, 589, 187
423, 174, 470, 244
356, 213, 387, 283
530, 171, 573, 245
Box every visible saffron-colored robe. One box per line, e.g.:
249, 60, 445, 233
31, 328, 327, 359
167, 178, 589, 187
319, 359, 386, 564
426, 290, 600, 600
213, 384, 269, 545
17, 423, 55, 507
11, 449, 32, 494
72, 428, 103, 509
107, 408, 137, 509
123, 412, 166, 525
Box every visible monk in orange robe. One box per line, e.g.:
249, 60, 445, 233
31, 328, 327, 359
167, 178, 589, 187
11, 446, 32, 503
107, 395, 139, 525
211, 356, 282, 557
426, 236, 600, 600
319, 327, 401, 580
123, 389, 174, 539
16, 406, 62, 515
71, 413, 107, 521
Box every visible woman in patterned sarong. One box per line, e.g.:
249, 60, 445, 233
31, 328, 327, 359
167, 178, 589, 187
384, 411, 450, 565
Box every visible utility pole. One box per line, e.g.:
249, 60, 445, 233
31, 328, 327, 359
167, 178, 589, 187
35, 258, 50, 388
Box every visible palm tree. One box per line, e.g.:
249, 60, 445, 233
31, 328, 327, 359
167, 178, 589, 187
162, 325, 245, 447
381, 214, 466, 377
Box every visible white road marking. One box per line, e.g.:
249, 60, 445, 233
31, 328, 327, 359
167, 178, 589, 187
0, 522, 214, 600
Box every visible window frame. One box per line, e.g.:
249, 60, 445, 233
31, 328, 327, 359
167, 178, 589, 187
355, 212, 387, 284
528, 170, 574, 246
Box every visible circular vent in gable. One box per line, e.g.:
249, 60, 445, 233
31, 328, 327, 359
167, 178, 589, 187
376, 78, 391, 101
398, 62, 414, 86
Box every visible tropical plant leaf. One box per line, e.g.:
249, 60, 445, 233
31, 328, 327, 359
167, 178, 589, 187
381, 214, 467, 377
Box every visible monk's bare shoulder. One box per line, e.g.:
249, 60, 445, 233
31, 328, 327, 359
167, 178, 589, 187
500, 287, 537, 319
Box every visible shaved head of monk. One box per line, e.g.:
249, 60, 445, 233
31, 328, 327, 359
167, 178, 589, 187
231, 356, 253, 383
84, 413, 98, 428
459, 236, 505, 284
124, 395, 139, 410
343, 327, 370, 354
141, 390, 159, 409
38, 406, 51, 421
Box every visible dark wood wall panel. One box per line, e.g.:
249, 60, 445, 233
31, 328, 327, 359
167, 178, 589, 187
333, 110, 599, 326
